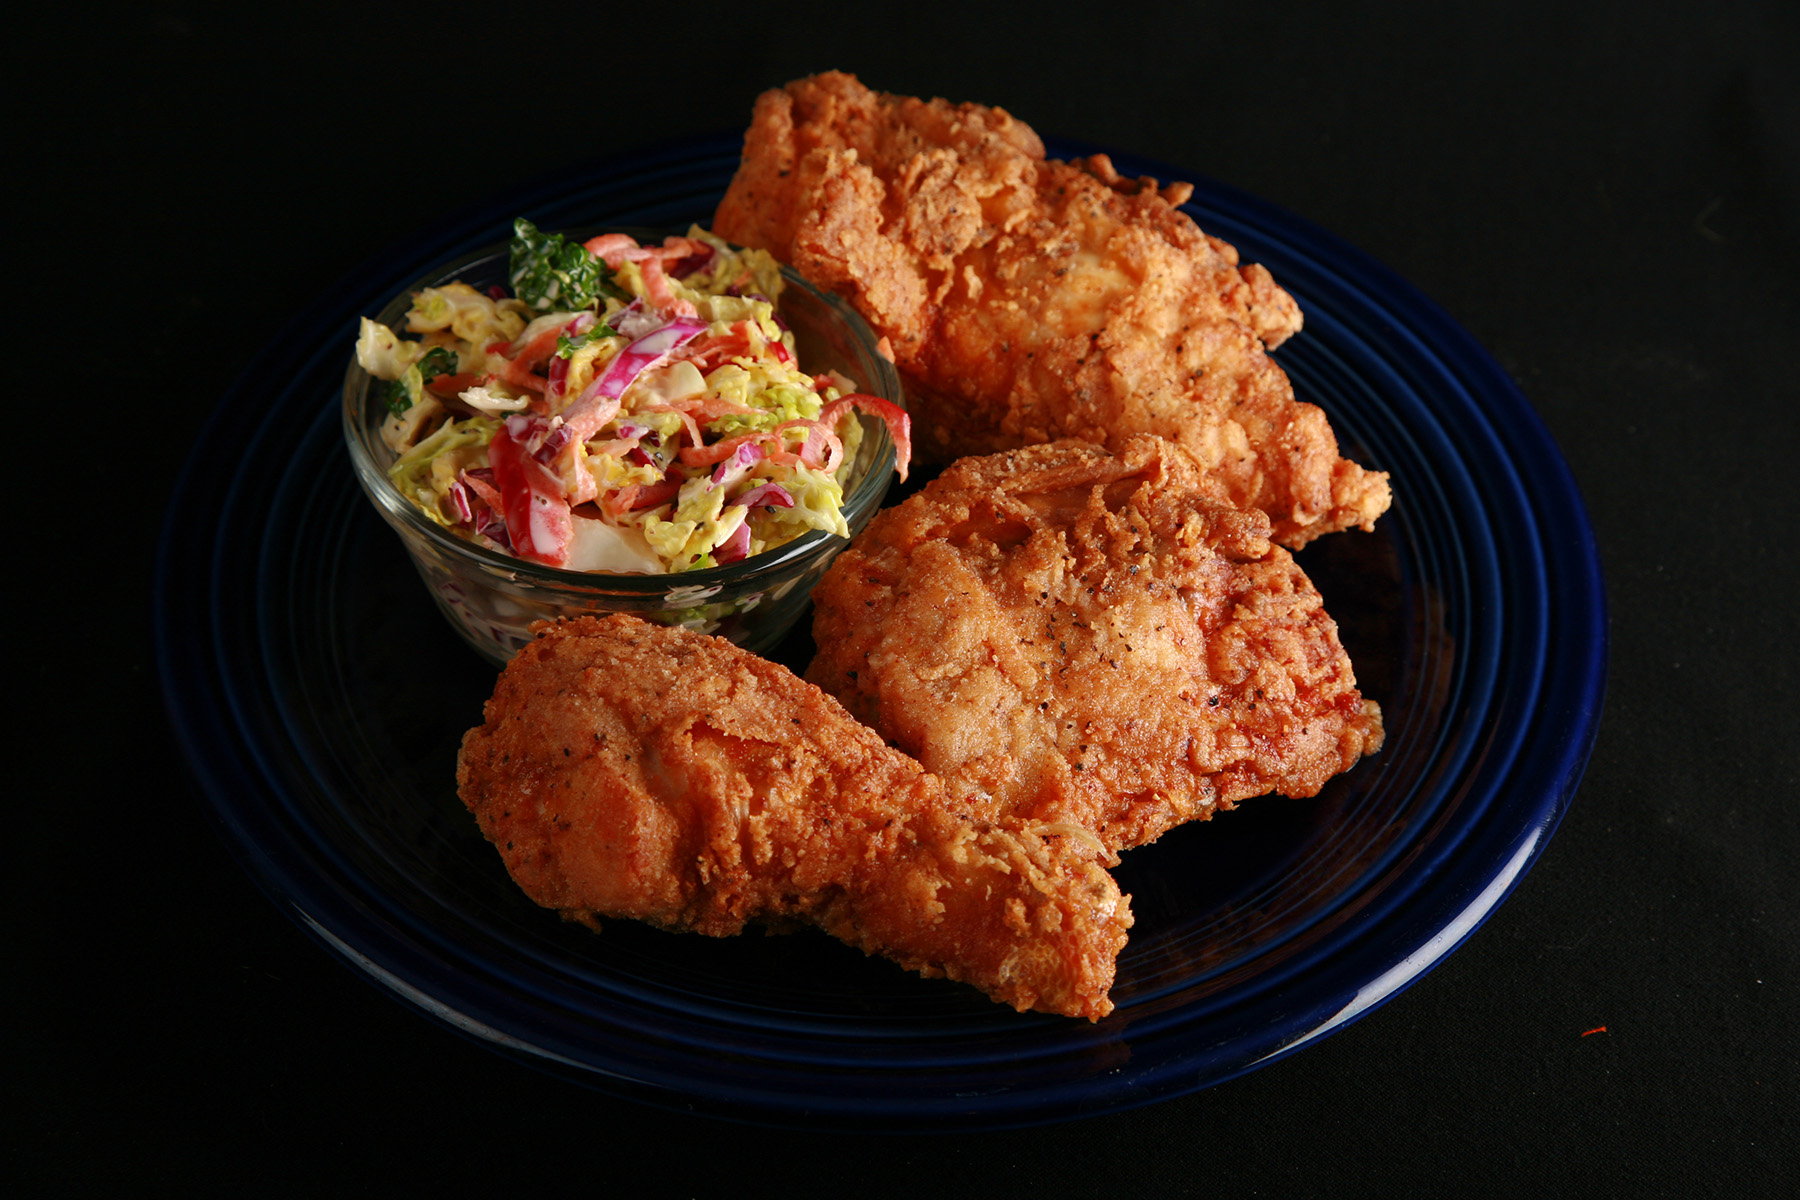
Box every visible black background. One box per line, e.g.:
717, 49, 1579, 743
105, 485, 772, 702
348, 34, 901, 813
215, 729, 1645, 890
18, 1, 1796, 1194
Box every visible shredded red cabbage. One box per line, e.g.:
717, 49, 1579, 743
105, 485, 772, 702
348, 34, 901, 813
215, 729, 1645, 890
735, 481, 794, 510
668, 242, 715, 280
596, 318, 707, 400
713, 519, 753, 564
709, 442, 765, 489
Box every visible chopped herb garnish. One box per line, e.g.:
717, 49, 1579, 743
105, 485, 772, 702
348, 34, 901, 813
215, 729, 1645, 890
556, 324, 624, 360
417, 346, 459, 381
509, 218, 629, 312
382, 379, 412, 416
383, 346, 460, 416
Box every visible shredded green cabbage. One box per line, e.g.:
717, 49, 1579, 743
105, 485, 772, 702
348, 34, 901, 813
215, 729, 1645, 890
386, 417, 499, 524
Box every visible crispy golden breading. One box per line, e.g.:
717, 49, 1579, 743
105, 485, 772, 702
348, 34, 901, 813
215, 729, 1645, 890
456, 614, 1133, 1019
806, 437, 1384, 852
714, 71, 1390, 547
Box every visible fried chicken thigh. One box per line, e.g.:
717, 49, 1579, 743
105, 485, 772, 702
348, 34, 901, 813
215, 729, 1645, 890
714, 71, 1390, 547
456, 614, 1132, 1019
807, 437, 1384, 852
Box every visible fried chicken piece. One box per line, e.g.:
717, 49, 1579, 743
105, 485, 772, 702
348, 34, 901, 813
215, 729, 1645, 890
806, 437, 1384, 852
714, 71, 1390, 547
456, 614, 1132, 1019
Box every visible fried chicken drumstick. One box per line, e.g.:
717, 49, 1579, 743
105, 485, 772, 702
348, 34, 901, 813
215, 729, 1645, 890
807, 437, 1385, 853
714, 71, 1390, 547
456, 614, 1133, 1019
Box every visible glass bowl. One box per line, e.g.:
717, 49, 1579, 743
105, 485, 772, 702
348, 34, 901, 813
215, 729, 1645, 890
342, 233, 904, 666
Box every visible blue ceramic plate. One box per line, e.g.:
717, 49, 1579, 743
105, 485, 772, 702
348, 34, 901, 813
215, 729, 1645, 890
154, 134, 1605, 1130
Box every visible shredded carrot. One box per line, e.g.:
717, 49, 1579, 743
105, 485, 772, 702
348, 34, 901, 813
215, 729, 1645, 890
818, 393, 911, 481
461, 472, 504, 513
492, 324, 560, 396
561, 451, 599, 505
675, 323, 756, 372
637, 253, 698, 320
775, 417, 843, 474
675, 428, 782, 468
580, 233, 702, 318
587, 436, 639, 460
507, 326, 562, 370
582, 233, 639, 266
656, 392, 758, 422
425, 372, 479, 398
1581, 1026, 1608, 1037
599, 482, 640, 518
602, 479, 681, 517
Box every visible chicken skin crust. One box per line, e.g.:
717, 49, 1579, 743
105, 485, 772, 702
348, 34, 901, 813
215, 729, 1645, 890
456, 614, 1133, 1020
806, 437, 1385, 853
713, 71, 1390, 547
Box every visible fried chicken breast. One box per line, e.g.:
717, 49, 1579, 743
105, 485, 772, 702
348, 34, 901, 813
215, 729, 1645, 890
806, 437, 1384, 852
713, 71, 1390, 547
456, 614, 1132, 1019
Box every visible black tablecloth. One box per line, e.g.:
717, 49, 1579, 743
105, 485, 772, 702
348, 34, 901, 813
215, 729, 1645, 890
21, 1, 1795, 1193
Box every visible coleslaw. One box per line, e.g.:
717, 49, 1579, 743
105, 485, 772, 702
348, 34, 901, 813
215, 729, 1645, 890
355, 220, 910, 574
